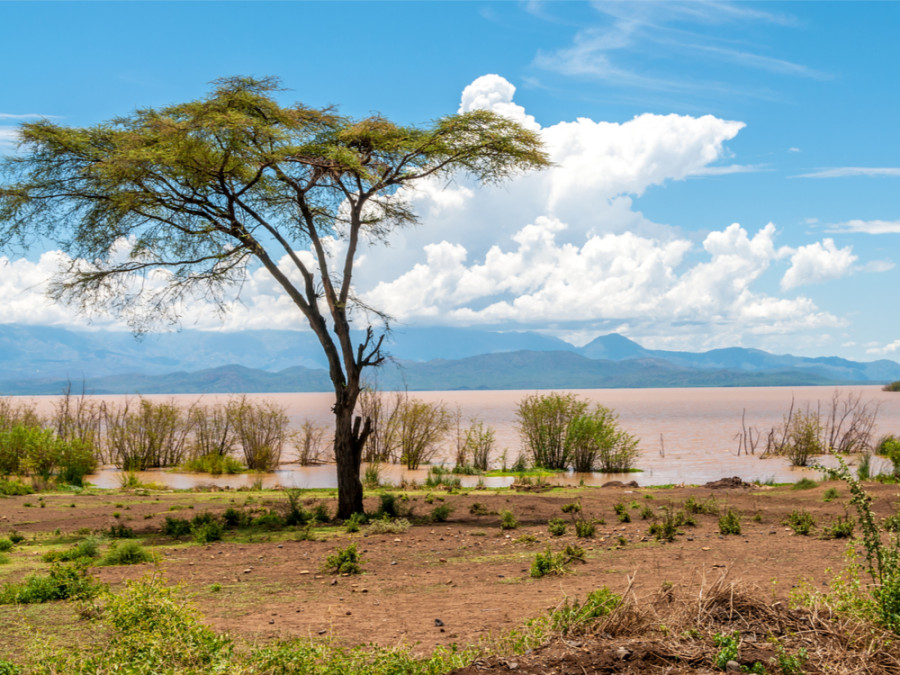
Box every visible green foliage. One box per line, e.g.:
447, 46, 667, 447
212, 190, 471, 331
100, 540, 155, 566
823, 487, 840, 502
567, 405, 640, 472
516, 393, 639, 471
499, 509, 518, 530
0, 538, 12, 552
547, 518, 567, 537
0, 480, 31, 496
462, 420, 495, 472
163, 516, 192, 538
282, 490, 312, 527
192, 520, 224, 544
530, 545, 585, 578
397, 400, 452, 470
775, 643, 808, 675
252, 511, 285, 530
429, 504, 453, 523
877, 435, 900, 477
785, 509, 816, 535
613, 502, 631, 523
560, 501, 581, 514
718, 508, 742, 535
324, 543, 363, 575
344, 512, 366, 533
545, 587, 621, 636
785, 410, 824, 467
375, 493, 399, 519
8, 531, 24, 544
42, 537, 100, 562
712, 631, 740, 670
639, 504, 655, 520
683, 495, 719, 515
183, 453, 244, 475
107, 523, 135, 539
0, 561, 101, 604
469, 502, 490, 516
425, 465, 462, 489
366, 516, 411, 535
793, 478, 818, 490
883, 381, 900, 392
648, 507, 683, 542
822, 514, 855, 539
574, 518, 596, 538
363, 461, 382, 489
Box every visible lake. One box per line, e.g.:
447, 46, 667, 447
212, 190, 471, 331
24, 384, 898, 489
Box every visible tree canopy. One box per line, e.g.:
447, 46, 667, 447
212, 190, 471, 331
0, 76, 550, 516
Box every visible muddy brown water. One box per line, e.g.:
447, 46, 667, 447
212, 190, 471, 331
20, 384, 900, 489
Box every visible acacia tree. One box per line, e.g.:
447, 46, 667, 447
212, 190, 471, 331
0, 77, 548, 517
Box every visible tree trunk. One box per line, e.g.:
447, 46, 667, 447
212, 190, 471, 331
333, 403, 369, 519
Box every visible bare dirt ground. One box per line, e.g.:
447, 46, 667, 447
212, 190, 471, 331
0, 478, 897, 671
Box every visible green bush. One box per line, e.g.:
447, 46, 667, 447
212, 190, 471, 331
163, 516, 192, 538
107, 523, 135, 539
43, 537, 100, 562
100, 540, 155, 566
222, 507, 251, 529
375, 493, 399, 519
429, 504, 453, 523
183, 453, 244, 475
574, 518, 595, 538
0, 538, 12, 552
785, 509, 816, 536
546, 587, 621, 636
252, 511, 285, 530
499, 509, 518, 530
192, 520, 224, 544
0, 561, 101, 604
822, 514, 855, 540
0, 480, 31, 496
613, 502, 631, 523
548, 518, 567, 537
718, 508, 742, 535
282, 489, 311, 526
560, 501, 581, 514
323, 543, 362, 575
516, 392, 586, 470
567, 406, 640, 472
530, 544, 585, 578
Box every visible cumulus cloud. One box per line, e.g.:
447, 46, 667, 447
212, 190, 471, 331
780, 239, 857, 290
0, 75, 877, 355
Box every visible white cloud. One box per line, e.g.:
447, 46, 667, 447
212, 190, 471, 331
867, 340, 900, 357
780, 239, 857, 290
827, 219, 900, 234
795, 167, 900, 179
459, 75, 539, 131
0, 127, 20, 154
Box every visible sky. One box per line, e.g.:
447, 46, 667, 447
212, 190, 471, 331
1, 1, 899, 362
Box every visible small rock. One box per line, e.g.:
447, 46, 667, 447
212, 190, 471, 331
507, 662, 518, 670
243, 568, 252, 574
269, 619, 275, 625
330, 579, 338, 586
299, 570, 310, 575
439, 558, 447, 563
616, 647, 631, 660
317, 629, 326, 635
345, 611, 352, 616
434, 618, 444, 627
277, 544, 283, 549
726, 660, 741, 673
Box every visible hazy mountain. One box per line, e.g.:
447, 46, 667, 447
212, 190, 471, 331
0, 324, 897, 395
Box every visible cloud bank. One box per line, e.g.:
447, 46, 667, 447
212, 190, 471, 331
0, 75, 881, 354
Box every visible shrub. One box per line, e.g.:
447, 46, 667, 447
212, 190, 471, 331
100, 540, 155, 566
430, 504, 453, 523
0, 480, 31, 496
43, 537, 100, 562
8, 531, 24, 544
56, 438, 97, 486
561, 501, 581, 514
0, 561, 101, 604
107, 523, 135, 539
530, 544, 585, 578
613, 503, 631, 523
823, 487, 840, 502
499, 509, 518, 530
323, 543, 362, 575
183, 453, 244, 475
344, 512, 366, 533
105, 398, 191, 470
252, 511, 285, 530
649, 508, 682, 542
228, 396, 288, 471
822, 514, 855, 540
548, 518, 567, 537
877, 435, 900, 477
469, 502, 490, 516
192, 520, 224, 544
574, 518, 595, 538
366, 516, 411, 535
375, 493, 399, 519
785, 509, 816, 536
793, 477, 818, 490
282, 490, 312, 526
683, 496, 719, 515
546, 587, 621, 636
718, 508, 742, 535
294, 419, 329, 466
0, 538, 11, 552
463, 421, 495, 471
396, 399, 452, 470
312, 503, 330, 523
222, 507, 252, 529
568, 406, 640, 472
516, 393, 586, 470
164, 516, 192, 538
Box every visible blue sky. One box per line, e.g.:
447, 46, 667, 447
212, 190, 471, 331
1, 1, 899, 362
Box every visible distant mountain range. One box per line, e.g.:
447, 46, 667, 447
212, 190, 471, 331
0, 324, 897, 395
